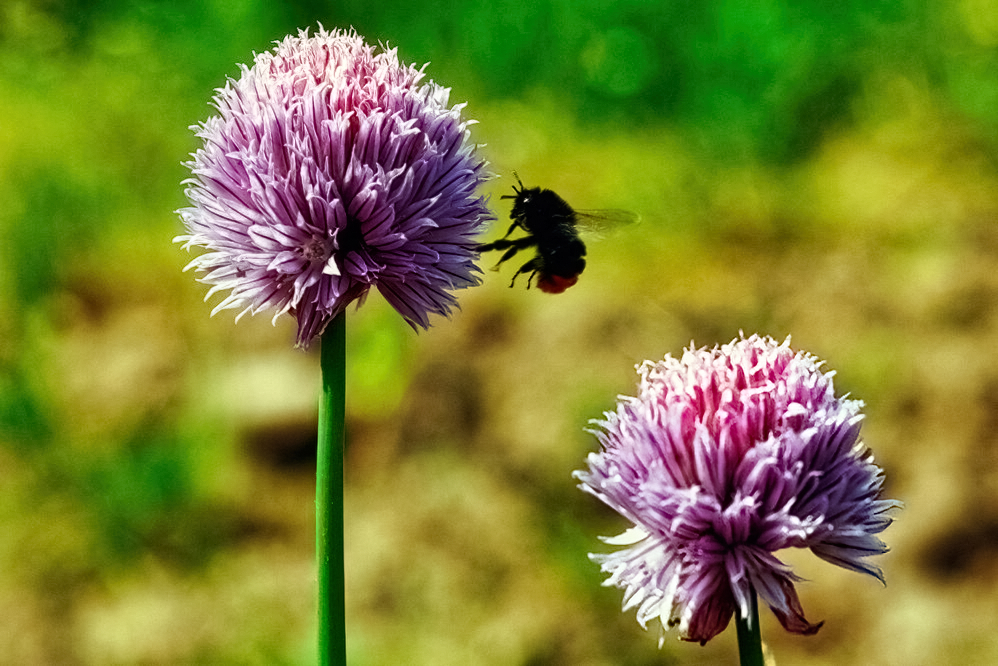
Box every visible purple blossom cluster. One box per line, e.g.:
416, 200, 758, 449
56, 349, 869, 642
177, 27, 493, 347
575, 334, 900, 645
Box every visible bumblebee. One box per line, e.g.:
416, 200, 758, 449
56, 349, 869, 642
477, 177, 635, 293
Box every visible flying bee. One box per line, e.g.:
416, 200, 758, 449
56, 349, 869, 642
476, 176, 637, 293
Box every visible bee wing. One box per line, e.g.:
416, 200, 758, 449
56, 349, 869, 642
572, 208, 640, 239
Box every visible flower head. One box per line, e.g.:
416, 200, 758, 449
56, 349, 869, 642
176, 27, 493, 347
574, 334, 900, 645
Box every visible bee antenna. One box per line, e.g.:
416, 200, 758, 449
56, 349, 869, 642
500, 171, 523, 200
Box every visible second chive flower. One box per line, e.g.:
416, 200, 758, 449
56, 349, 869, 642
575, 334, 900, 645
177, 27, 493, 347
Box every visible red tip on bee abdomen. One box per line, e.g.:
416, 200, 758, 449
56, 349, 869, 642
537, 274, 580, 294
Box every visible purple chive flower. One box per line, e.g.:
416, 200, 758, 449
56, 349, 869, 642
176, 27, 493, 347
575, 334, 900, 645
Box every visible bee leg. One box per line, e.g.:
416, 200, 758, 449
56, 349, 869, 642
476, 236, 533, 252
510, 257, 544, 288
476, 237, 535, 271
500, 217, 528, 239
492, 245, 524, 271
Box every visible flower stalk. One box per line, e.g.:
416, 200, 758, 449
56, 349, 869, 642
317, 313, 347, 665
736, 588, 764, 666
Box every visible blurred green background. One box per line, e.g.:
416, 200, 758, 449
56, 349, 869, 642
2, 1, 998, 664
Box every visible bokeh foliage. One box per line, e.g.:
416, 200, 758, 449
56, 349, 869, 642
2, 0, 998, 664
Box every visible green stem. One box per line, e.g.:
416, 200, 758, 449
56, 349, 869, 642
317, 313, 347, 666
736, 587, 764, 666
